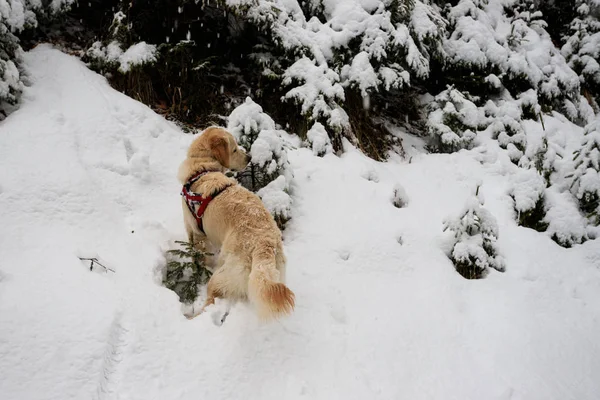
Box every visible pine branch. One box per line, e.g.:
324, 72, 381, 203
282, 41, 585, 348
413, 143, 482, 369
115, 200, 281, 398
163, 240, 213, 303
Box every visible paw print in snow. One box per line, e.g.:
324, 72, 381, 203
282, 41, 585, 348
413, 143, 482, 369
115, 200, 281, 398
337, 249, 351, 261
361, 169, 379, 183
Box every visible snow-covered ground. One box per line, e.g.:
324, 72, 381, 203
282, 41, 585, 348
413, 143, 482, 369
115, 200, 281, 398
1, 45, 600, 400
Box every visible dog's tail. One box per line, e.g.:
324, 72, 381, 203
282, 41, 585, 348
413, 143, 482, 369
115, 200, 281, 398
248, 243, 295, 320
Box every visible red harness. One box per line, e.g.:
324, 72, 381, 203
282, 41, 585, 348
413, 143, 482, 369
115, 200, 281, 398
181, 171, 221, 233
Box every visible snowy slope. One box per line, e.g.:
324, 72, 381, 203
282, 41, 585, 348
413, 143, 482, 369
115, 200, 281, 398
1, 45, 600, 400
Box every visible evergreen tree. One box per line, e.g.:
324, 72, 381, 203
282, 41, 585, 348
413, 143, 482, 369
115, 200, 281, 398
0, 0, 75, 118
536, 0, 578, 43
439, 0, 580, 109
561, 1, 600, 109
510, 168, 549, 231
71, 0, 447, 158
426, 86, 485, 153
226, 97, 293, 228
164, 241, 213, 304
484, 93, 536, 165
443, 187, 505, 279
226, 97, 293, 191
0, 26, 23, 116
306, 122, 333, 156
570, 117, 600, 224
425, 0, 583, 158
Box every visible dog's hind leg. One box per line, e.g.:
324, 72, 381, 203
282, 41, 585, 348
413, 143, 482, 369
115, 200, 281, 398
197, 275, 223, 315
185, 270, 223, 320
187, 263, 230, 319
186, 254, 249, 320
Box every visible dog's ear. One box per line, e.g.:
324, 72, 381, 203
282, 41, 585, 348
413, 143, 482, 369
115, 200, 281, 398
209, 135, 230, 167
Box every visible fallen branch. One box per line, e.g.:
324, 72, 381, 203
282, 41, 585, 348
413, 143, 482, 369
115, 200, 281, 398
78, 257, 115, 273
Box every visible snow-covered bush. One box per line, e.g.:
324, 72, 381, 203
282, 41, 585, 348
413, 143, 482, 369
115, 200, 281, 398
426, 87, 485, 153
391, 183, 409, 208
484, 96, 533, 164
79, 1, 238, 126
306, 122, 333, 156
0, 28, 23, 113
71, 0, 450, 157
441, 0, 580, 110
562, 1, 600, 107
510, 168, 548, 231
85, 6, 157, 74
87, 40, 157, 73
570, 117, 600, 224
251, 0, 443, 116
545, 188, 589, 248
443, 189, 505, 279
227, 97, 293, 228
257, 176, 292, 229
0, 0, 74, 118
426, 0, 584, 154
227, 0, 446, 155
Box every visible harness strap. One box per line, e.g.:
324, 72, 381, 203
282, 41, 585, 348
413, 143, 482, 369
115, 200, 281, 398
180, 171, 226, 234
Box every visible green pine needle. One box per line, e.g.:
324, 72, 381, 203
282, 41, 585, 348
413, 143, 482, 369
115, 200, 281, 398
163, 240, 213, 304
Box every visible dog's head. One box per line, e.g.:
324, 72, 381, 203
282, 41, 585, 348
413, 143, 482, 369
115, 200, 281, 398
190, 127, 250, 171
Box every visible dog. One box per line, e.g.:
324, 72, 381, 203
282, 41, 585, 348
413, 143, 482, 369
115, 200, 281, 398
177, 127, 295, 320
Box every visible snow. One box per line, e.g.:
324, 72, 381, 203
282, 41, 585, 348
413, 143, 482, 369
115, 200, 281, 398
0, 58, 22, 99
227, 96, 277, 139
0, 0, 74, 32
256, 175, 292, 221
443, 192, 505, 274
510, 168, 545, 213
427, 87, 482, 152
227, 0, 442, 131
444, 0, 581, 110
87, 41, 158, 73
545, 188, 589, 247
391, 182, 409, 208
117, 42, 157, 73
306, 121, 333, 156
410, 0, 442, 42
281, 56, 346, 127
562, 3, 600, 89
340, 51, 379, 97
1, 45, 600, 400
250, 129, 289, 173
1, 0, 35, 31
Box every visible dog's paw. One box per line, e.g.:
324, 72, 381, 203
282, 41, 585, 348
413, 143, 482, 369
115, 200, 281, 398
184, 310, 201, 320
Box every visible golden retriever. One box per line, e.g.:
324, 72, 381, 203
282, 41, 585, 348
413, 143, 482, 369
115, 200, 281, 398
177, 127, 295, 320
